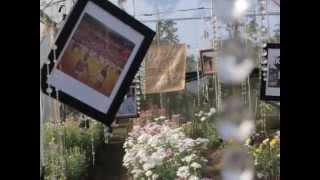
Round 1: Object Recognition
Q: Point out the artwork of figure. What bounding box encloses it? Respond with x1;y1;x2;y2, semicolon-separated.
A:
57;13;135;96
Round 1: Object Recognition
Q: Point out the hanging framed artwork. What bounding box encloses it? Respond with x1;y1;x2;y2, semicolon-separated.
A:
260;43;280;101
200;49;215;76
40;0;155;126
116;84;138;119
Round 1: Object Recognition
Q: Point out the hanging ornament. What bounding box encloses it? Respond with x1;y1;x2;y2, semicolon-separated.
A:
104;125;113;144
91;136;95;167
214;0;252;24
217;38;255;85
221;147;254;180
216;97;255;143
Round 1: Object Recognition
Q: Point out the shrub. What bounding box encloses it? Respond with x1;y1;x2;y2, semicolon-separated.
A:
245;133;280;178
43;119;104;180
123;122;209;179
184;108;222;149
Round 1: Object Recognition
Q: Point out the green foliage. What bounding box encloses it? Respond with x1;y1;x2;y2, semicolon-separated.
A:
43;120;104;180
259;101;277;115
44;146;88;180
65;147;88;180
43;142;67;180
184;108;222;149
246;135;280;178
186;55;197;72
157;20;179;44
60;104;80;120
246;17;259;35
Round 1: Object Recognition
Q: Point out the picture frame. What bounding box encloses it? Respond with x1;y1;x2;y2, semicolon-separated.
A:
116;84;139;119
260;43;280;101
200;49;215;76
40;0;155;126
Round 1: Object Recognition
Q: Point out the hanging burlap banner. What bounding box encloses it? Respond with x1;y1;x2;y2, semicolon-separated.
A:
144;43;187;94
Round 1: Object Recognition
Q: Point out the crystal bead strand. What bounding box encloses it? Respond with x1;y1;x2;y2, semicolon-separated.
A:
91;134;95;167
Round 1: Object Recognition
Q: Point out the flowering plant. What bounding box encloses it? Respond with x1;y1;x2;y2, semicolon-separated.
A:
123;122;209;180
43;120;104;180
184;108;222;149
245;132;280;179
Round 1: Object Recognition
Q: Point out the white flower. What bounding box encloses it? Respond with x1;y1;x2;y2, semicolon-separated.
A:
150;148;166;166
177;166;190;178
131;169;143;176
257;172;264;178
262;138;269;145
200;117;207;122
210;107;216;114
195;138;209;144
147;136;160;148
207;108;217;116
145;170;153;177
191;162;201;169
123;122;208;179
137;149;148;163
188;175;200;180
138;134;150;144
152;174;159;180
143;162;156;171
244;138;251;146
182;154;196;163
179;139;195;152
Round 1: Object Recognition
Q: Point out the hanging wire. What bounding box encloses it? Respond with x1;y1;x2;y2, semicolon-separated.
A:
137;7;212;17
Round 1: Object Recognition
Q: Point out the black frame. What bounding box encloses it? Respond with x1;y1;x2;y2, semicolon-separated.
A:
260;43;280;101
200;48;214;76
40;0;155;126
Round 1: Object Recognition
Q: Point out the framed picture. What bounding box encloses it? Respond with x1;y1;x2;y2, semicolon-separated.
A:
260;43;280;101
116;84;138;119
41;0;155;126
200;49;215;76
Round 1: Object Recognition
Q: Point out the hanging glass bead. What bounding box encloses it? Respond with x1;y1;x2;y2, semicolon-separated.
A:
262;50;268;56
47;87;53;94
104;126;112;144
263;72;267;77
261;26;267;34
259;0;266;5
262;67;268;71
261;57;268;64
260;42;267;48
91;137;95;167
